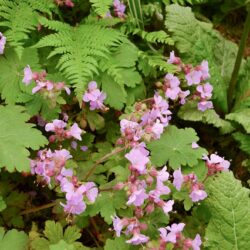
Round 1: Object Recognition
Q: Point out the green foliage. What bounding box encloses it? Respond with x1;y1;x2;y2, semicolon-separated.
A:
147;125;207;168
233;132;250;155
86;190;127;224
0;228;28;250
31;221;86;250
165;4;238;113
165;0;209;5
0;0;55;57
205;172;250;249
0;196;6;212
0;105;47;172
90;0;113;17
35;17;128;100
0;48;40;104
178;101;234;134
104;237;136;250
226;108;250;133
128;0;144;29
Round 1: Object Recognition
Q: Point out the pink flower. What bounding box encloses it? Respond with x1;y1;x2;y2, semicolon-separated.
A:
151;120;164;139
162;200;174;214
196;83;213;99
45;119;67;132
167;51;181;65
126;233;149;245
125;147;149;174
192;234;202;250
113;0;126;18
179;90;190;105
157;166;169;183
199;60;210;80
159;223;185;243
198;100;213;111
164;73;181;100
203;154;230;175
68;123;82;140
192;142;199;149
127;187;148;206
0;32;6;54
112;215;126;237
120;119;142;141
23;65;33;85
189;183;207;202
85;182;98;203
173;168;184;191
83;81;107;110
65;0;74;7
185;70;202;85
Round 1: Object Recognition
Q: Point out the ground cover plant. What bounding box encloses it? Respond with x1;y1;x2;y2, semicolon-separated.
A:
0;0;250;249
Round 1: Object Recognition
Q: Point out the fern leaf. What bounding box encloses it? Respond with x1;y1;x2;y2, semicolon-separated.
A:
90;0;113;17
0;0;55;57
35;18;128;99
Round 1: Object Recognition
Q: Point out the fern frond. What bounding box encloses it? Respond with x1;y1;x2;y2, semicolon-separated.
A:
35;18;127;99
0;0;56;57
90;0;113;17
140;30;174;45
170;0;209;5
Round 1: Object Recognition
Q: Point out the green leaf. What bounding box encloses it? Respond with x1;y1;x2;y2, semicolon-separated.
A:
205;172;250;249
147;126;207;169
0;196;6;212
232;132;250;156
101;74;127;110
165;4;238;112
178;102;234;134
226;108;250;133
87;190;127;224
0;48;40;104
44;221;63;244
104;237;135;250
86;110;105;131
49;240;74;250
127;0;144;30
0;228;28;250
90;0;113;17
63;226;81;244
0;105;47;172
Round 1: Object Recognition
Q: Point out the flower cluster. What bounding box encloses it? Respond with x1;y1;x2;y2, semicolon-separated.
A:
22;65;71;96
60;169;98;215
0;32;6;55
83;81;107;111
203;153;230;176
30;148;72;185
31;148;98;215
167;51;213;111
113;0;126;18
104;0;126;19
159;223;201;250
173;169;207;202
45;119;83;142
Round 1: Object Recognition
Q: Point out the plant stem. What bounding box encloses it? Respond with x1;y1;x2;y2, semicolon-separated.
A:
20;201;57;215
83;146;127;181
227;4;250;112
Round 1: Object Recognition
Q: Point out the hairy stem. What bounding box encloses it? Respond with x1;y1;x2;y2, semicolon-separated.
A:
227;4;250;112
84;146;127;181
20;201;57;215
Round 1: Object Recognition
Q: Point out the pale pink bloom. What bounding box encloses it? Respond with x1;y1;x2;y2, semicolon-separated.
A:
196;83;213;99
167;51;181;65
113;0;126;18
45;119;67;132
151;120;164;139
68;123;82;140
192;142;199;149
173;168;184;191
127;188;148;206
157;166;169;183
0;32;6;54
198;100;213;111
126;233;149;245
112;215;125;237
23;65;33;85
159;223;185;243
164;73;181;100
179;90;190;105
185;70;202;85
85;182;98;203
125;147;149;174
190;183;207;202
162;200;174;214
199;60;210;80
